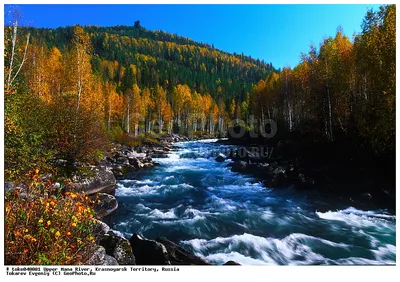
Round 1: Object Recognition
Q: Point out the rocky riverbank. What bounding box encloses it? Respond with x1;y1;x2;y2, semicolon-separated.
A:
88;219;218;266
64;134;191;213
217;135;396;213
74;134;237;266
5;134;228;266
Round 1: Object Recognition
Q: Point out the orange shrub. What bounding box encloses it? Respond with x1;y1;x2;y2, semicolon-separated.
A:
5;169;98;265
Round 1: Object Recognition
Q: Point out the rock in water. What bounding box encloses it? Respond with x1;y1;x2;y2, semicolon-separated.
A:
92;219;111;236
223;260;241;265
129;233;170;265
156;237;211;265
113;239;135;265
231;160;248;172
99;231;136;265
215;155;226;162
129;158;144;169
90;193;118;218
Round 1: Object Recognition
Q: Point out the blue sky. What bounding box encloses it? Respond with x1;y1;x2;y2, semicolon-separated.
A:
5;4;381;69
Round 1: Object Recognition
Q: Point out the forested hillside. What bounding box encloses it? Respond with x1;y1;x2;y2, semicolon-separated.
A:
24;23;276;101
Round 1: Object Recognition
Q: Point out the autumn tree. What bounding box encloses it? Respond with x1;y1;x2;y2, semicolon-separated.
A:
69;26;93;133
4;8;38;180
354;4;395;154
201;94;212;132
104;81;123;130
5;9;30;92
172;84;192;133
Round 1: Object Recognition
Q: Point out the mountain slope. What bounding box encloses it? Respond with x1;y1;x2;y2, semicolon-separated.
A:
24;24;277;102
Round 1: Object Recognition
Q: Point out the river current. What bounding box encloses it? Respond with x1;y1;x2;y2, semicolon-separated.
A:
106;139;396;265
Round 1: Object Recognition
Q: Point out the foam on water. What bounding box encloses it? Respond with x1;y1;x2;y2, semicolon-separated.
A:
116;181;196;197
182;231;394;265
116;183;156;197
185;138;219;143
165;165;208;172
160;215;206;225
204;251;271;265
119;179;156;185
316;207;396;229
333;257;394;265
148;208;178;219
373;244;396;260
181;232;346;265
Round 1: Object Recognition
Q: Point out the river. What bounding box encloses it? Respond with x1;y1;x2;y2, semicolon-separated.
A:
105;139;396;265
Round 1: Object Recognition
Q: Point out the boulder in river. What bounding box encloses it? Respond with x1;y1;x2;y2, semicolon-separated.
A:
129;233;171;265
294;172;316;189
99;231;136;265
156;237;211;265
129;158;144;169
215;155;226;162
223;260;241;265
151;153;170;158
231;160;248;172
90;193;118;218
93;219;111;236
111;167;123;177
